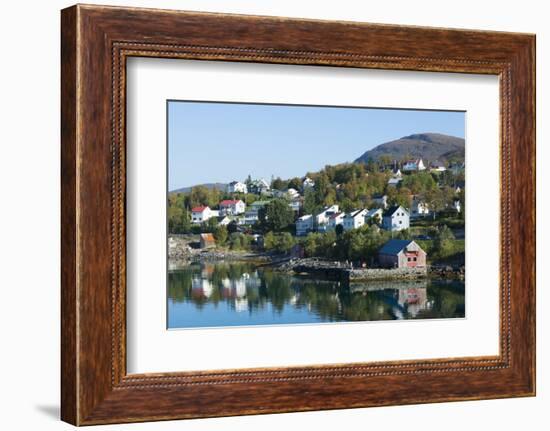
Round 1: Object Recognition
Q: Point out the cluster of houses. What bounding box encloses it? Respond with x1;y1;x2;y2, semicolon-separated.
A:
384;158;465;188
191;176;317;227
392;158;465;174
296;204;410;236
226;177;315;196
189;159;462;236
191;172;460;235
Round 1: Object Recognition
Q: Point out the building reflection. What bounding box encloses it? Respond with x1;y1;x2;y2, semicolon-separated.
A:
191;277;213;299
169;262;463;324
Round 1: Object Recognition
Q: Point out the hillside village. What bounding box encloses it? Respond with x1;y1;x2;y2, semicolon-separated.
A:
169;150;465;272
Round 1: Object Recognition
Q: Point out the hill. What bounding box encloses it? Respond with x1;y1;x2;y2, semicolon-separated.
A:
170;182;227;194
354;133;465;164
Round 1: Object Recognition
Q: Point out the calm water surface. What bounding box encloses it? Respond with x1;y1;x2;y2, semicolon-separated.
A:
167;262;465;329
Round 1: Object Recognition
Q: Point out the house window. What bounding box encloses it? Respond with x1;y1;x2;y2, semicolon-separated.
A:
399;221;402;224
408;257;412;261
413;257;417;261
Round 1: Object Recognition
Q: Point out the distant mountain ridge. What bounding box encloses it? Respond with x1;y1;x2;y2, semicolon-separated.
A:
170;182;227;194
354;132;465;164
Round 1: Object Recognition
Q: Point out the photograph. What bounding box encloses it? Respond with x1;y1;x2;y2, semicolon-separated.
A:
167;101;466;329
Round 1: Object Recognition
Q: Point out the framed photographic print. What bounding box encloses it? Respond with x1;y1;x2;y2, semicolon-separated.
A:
61;4;535;425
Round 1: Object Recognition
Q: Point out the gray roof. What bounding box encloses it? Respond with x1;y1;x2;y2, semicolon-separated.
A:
383;205;408;217
378;239;413;255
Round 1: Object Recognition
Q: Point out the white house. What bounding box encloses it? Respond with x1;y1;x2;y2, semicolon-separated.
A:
302;177;315;190
403;159;426;172
343;209;368;231
287;188;300;199
219;199;246;215
453;199;461;213
296;214;313;236
288;199;301;212
411;197;430;218
217;215;232;226
328;212;345;230
315;204;340;227
191;206;213;224
388;177;402;187
243;200;269;224
226;181;248;194
249;179;270;195
365;208;383;224
429;161;446;172
372;194;388;209
382;205;410;231
191;277;213;298
273;188;300;200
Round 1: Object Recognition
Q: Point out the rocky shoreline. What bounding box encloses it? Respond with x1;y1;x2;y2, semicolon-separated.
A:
168;235;270;267
168;235;464;280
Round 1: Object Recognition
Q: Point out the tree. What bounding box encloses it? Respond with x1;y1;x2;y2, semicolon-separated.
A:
313;173;330;205
369;213;382;227
167;194;191;233
304;232;322;257
401;172;437;195
335;224;344;236
287;177;302;191
227;220;239;234
213;225;228;245
263;231;295;253
229;232;251;250
263;231;276;251
260;198;295;232
203;216;219;233
433;225;456;258
334;225;389;262
379;154;392;168
422;188;446;219
277;232;295;253
303;188;317;215
271;177;287;190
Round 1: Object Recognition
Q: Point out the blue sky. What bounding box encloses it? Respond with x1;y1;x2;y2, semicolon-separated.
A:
168;101;465;191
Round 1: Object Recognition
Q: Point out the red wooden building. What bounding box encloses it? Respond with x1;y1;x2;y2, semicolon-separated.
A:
378;239;427;268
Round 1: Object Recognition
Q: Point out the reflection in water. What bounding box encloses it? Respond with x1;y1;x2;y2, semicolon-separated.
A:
168;262;465;329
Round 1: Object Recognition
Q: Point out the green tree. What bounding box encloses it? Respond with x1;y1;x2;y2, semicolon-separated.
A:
379;154;392;168
263;231;295;253
203;216;219;233
229;232;251;250
167;194;191;233
421;188;446;219
433;225;456;258
313;173;330;205
287;177;302;191
401;172;437;195
263;231;276;251
277;232;295;253
304;232;322;257
259;198;295;232
271;177;288;190
303;188;317;215
213;225;228;245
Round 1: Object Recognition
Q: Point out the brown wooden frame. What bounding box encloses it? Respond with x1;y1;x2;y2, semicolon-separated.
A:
61;4;536;426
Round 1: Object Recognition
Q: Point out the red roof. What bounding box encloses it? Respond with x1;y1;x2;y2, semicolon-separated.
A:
219;199;242;206
191;206;209;212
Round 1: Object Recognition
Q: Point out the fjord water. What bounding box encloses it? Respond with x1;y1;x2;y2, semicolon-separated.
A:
167;262;465;329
